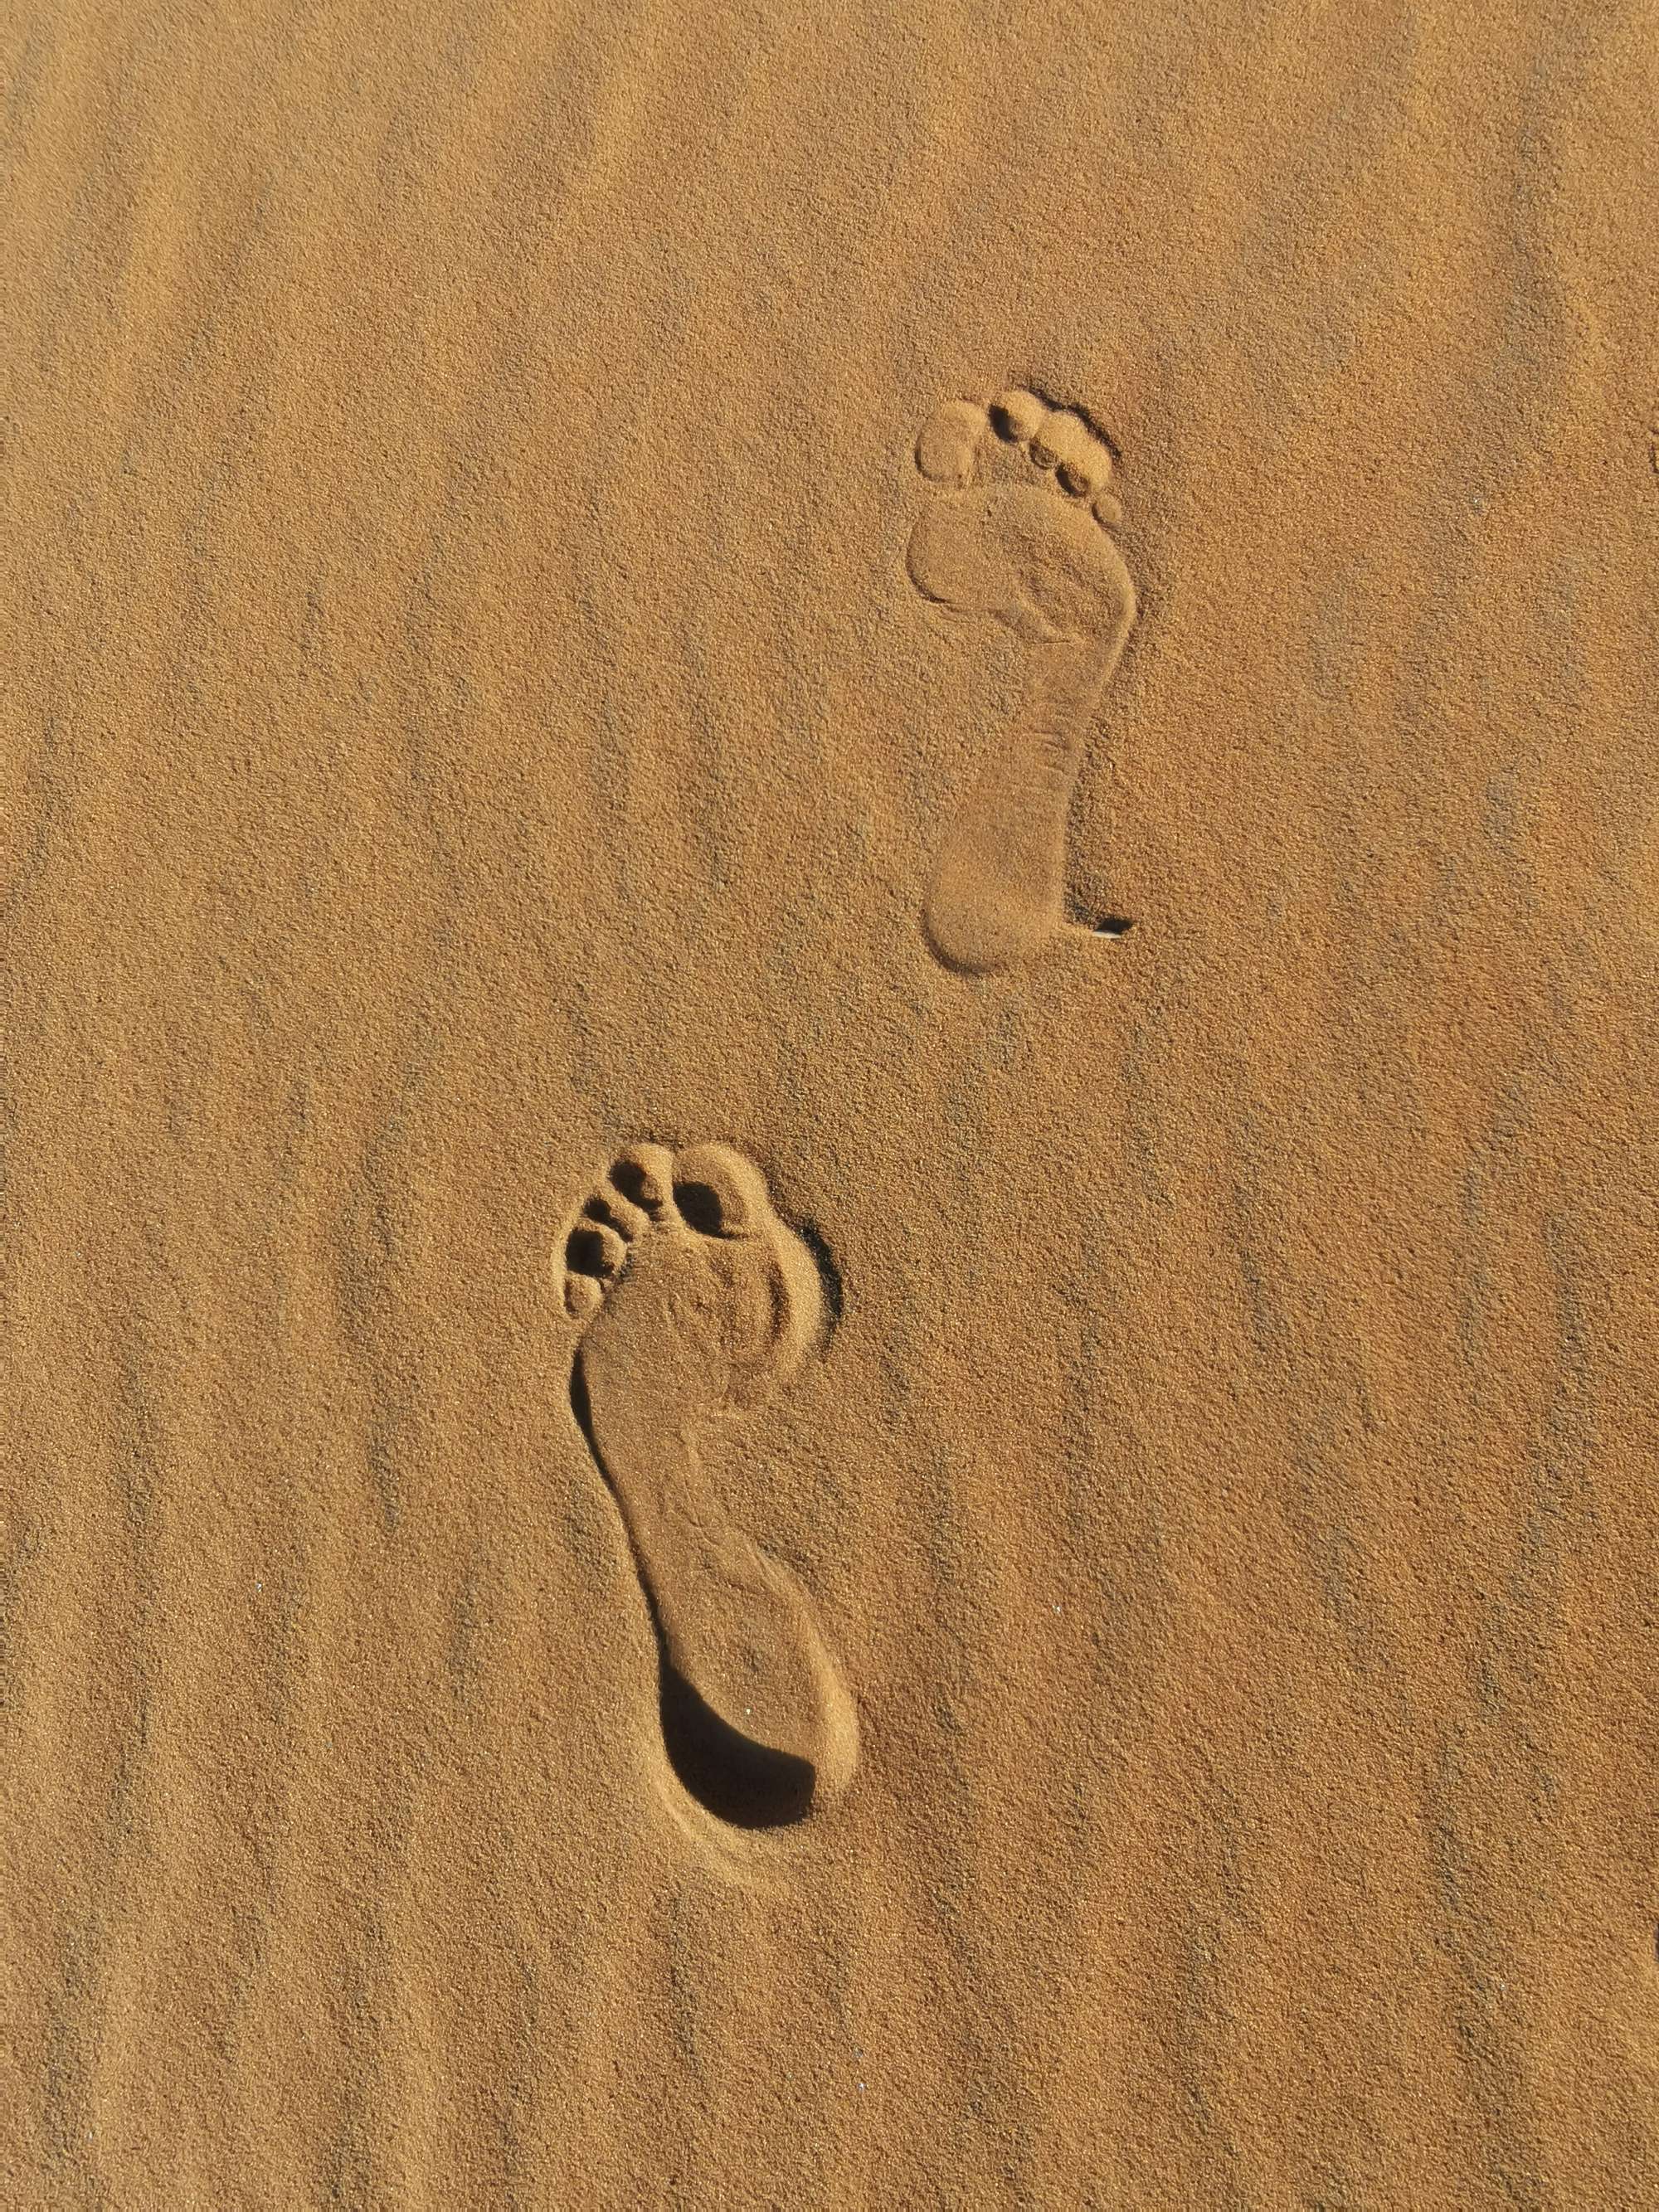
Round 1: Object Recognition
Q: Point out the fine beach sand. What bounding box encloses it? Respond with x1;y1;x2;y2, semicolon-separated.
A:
3;4;1657;2205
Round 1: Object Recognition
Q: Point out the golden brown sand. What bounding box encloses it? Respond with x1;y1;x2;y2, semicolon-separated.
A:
2;3;1657;2205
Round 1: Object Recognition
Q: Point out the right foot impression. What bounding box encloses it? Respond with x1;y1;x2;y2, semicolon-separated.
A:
907;386;1139;976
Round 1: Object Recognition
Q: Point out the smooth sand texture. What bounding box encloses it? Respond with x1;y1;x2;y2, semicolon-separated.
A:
2;4;1657;2205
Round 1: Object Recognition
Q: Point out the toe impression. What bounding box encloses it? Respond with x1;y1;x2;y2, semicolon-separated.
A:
565;1215;628;1297
611;1141;677;1218
671;1142;773;1238
991;386;1046;444
1032;408;1112;500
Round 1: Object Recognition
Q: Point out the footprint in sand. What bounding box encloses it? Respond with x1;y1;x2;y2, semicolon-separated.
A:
907;385;1139;976
560;1140;857;1832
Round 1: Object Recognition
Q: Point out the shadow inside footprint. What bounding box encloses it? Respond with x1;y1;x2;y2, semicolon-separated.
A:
657;1663;815;1830
569;1364;819;1830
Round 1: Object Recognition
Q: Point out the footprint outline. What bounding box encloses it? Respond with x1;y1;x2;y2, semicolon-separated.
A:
559;1140;859;1836
907;382;1140;975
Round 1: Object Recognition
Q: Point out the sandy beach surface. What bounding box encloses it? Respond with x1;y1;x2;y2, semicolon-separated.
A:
2;3;1657;2205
